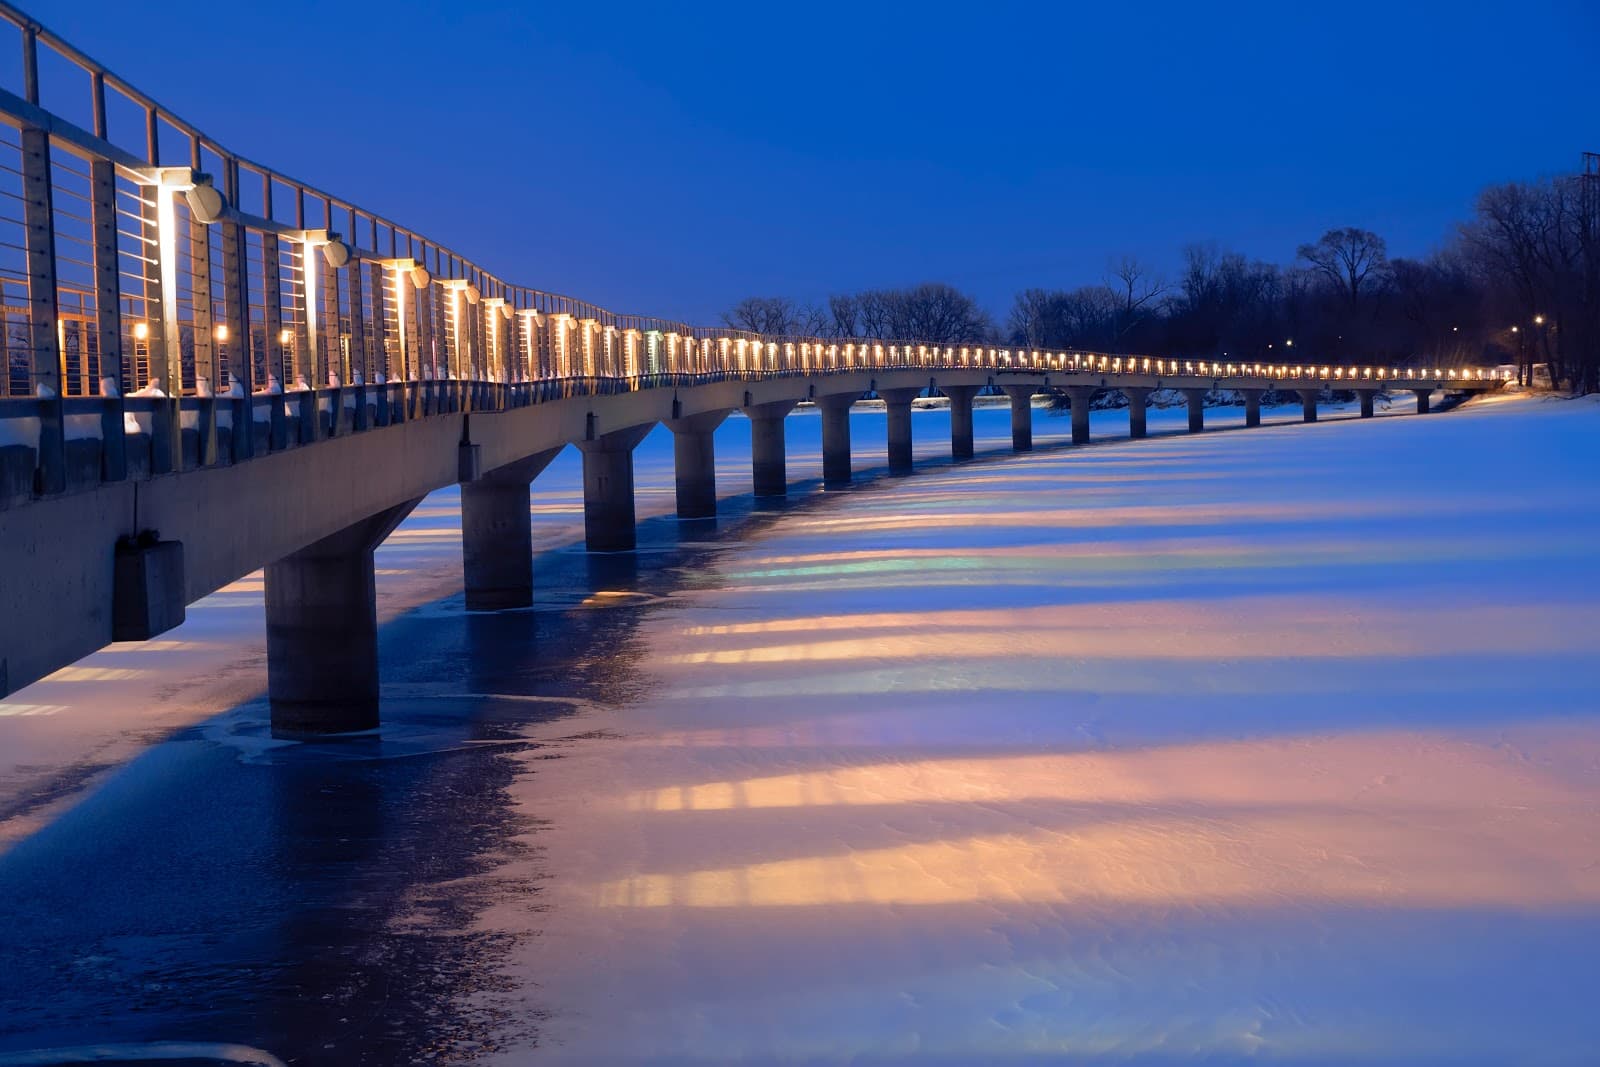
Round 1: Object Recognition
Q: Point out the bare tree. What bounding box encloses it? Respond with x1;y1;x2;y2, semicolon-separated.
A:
1297;227;1389;311
722;296;828;336
1105;255;1166;341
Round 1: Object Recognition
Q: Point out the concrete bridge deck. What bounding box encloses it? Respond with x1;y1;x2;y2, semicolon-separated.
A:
0;2;1507;727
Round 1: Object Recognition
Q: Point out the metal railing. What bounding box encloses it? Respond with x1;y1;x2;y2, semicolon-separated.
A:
0;1;1509;503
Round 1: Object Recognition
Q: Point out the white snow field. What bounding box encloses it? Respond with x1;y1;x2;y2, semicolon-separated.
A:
492;392;1600;1066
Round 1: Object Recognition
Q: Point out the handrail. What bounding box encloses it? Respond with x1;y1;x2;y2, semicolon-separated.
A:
0;0;1508;507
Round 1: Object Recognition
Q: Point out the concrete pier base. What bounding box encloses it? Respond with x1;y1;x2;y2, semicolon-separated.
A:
744;399;797;497
461;450;560;611
1122;387;1151;439
1298;388;1320;423
942;385;979;458
818;394;857;485
1065;386;1099;444
265;498;422;737
1183;388;1208;433
1414;389;1432;415
1002;386;1035;452
578;424;655;552
1240;389;1263;428
667;410;730;518
881;388;919;473
1357;390;1376;418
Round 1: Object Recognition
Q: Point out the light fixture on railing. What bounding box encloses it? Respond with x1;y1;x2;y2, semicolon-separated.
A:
133;321;149;341
321;235;352;269
215;323;229;342
183;173;228;224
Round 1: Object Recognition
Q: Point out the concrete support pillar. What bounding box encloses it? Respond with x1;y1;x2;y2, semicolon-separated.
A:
1065;386;1099;445
1298;388;1320;423
666;410;730;518
880;388;919;473
1357;390;1376;418
265;498;422;737
1240;389;1263;428
578;423;655;552
1183;388;1208;433
744;399;797;497
461;450;560;611
1002;385;1035;452
1122;387;1151;439
817;393;857;485
1413;389;1432;415
942;385;979;459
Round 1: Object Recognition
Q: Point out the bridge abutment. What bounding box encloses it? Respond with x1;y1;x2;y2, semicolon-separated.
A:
1002;386;1035;451
744;400;797;496
579;424;655;551
881;388;919;473
1183;388;1208;433
818;394;856;485
941;385;979;458
265;498;423;737
667;410;730;518
461;450;560;611
1298;388;1320;423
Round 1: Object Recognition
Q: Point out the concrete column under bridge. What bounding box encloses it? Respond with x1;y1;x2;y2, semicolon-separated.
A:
1183;388;1209;433
1122;387;1152;439
1002;386;1036;452
666;410;730;519
1414;389;1433;415
265;498;423;737
1064;386;1100;445
1298;388;1320;423
461;450;561;611
941;385;979;459
1357;389;1378;418
744;399;797;497
1239;389;1264;428
579;423;655;552
818;394;857;486
880;388;920;473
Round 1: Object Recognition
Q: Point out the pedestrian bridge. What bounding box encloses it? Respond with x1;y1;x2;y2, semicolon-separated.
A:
0;4;1507;730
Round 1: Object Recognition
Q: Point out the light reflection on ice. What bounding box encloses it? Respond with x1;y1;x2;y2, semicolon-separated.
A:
501;396;1600;1065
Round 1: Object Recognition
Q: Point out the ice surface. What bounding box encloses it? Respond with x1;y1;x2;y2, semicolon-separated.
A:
489;392;1600;1065
2;392;1597;1065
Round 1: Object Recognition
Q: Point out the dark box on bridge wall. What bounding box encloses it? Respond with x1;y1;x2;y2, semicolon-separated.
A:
112;538;186;643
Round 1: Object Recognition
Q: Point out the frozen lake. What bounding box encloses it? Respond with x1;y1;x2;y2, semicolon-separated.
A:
2;392;1598;1065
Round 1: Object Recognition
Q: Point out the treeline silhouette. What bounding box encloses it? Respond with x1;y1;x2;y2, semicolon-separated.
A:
725;162;1599;393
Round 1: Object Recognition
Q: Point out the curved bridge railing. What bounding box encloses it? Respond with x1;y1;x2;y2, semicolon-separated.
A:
0;0;1508;508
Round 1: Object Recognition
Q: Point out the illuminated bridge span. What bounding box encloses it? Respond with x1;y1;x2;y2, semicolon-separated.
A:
0;5;1507;730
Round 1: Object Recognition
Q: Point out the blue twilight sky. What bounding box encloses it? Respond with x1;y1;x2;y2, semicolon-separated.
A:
22;0;1600;325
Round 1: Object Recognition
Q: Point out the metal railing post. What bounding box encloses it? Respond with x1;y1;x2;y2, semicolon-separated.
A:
19;122;65;495
90;155;125;480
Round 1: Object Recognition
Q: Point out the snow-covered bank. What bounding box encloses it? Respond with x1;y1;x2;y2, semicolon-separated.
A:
493;391;1600;1065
